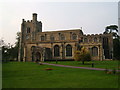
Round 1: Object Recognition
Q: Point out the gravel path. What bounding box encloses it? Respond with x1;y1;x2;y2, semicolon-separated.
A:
42;63;120;72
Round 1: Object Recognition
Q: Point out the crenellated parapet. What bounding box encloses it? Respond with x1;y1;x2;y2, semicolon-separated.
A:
27;20;31;23
19;13;113;62
22;19;35;23
22;20;42;25
82;33;112;38
83;33;103;37
79;33;112;44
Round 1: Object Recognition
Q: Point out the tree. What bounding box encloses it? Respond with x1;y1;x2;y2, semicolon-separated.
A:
1;39;10;62
103;25;120;60
0;38;4;47
2;46;9;62
2;32;20;62
74;47;91;64
13;32;21;61
104;25;118;38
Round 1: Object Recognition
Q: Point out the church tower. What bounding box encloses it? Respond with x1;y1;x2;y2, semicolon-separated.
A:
21;13;42;43
18;13;42;61
33;13;37;22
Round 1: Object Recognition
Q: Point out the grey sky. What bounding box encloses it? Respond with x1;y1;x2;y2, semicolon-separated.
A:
0;0;119;45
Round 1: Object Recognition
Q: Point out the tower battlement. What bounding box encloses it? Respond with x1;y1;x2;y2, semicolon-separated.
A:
19;13;113;62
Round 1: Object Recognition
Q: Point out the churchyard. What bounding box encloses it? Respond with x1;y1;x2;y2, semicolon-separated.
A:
2;60;119;88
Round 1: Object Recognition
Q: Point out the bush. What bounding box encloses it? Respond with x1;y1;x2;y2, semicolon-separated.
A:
74;47;91;64
74;50;81;61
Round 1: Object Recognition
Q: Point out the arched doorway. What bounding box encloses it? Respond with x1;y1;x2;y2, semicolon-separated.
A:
35;52;41;62
31;46;44;62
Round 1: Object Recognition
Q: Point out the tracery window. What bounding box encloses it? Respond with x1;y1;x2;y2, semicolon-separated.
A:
84;38;88;43
41;36;45;41
54;45;60;57
60;34;65;40
66;44;72;56
89;38;92;42
72;33;77;40
91;47;98;56
50;35;54;41
94;37;97;42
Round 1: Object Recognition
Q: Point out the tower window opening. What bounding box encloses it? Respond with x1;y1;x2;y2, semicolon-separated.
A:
27;27;30;33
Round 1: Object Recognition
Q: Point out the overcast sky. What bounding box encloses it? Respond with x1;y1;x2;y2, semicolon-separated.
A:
0;0;119;45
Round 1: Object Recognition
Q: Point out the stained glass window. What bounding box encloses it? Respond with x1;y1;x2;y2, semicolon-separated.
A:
66;44;72;56
54;45;60;57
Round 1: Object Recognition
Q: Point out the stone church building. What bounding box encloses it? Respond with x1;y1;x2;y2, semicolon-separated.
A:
18;13;113;62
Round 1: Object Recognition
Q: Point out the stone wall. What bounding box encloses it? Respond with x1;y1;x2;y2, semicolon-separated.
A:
19;13;113;62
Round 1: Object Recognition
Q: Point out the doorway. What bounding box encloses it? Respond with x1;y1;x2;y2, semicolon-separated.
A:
36;52;41;62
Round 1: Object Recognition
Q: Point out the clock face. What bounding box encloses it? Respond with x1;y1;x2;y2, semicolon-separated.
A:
26;35;29;39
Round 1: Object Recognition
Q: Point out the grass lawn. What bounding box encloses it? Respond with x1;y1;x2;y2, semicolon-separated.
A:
46;60;120;70
2;62;119;88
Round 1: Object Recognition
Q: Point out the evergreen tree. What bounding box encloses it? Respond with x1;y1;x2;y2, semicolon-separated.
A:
104;25;120;60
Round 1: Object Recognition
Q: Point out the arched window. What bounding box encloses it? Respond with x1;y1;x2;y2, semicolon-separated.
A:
91;47;98;56
84;38;88;43
50;35;54;41
54;45;60;57
41;36;45;41
26;27;30;33
94;37;97;42
72;33;77;40
66;44;72;56
60;34;65;40
89;37;92;42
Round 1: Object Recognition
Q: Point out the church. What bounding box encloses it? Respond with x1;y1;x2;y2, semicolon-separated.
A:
18;13;113;62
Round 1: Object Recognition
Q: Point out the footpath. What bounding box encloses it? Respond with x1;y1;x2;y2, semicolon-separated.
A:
42;63;120;72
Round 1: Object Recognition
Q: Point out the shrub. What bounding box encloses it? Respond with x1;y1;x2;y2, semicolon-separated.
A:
74;50;81;61
74;47;91;64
